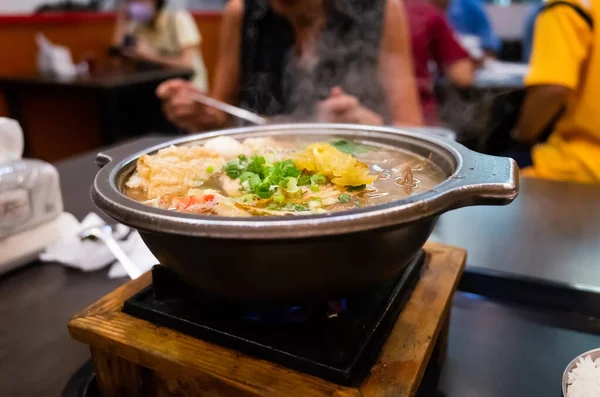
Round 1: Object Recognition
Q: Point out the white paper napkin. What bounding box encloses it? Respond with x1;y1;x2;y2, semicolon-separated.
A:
40;212;157;278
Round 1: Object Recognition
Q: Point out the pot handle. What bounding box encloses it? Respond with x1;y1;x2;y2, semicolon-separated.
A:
444;153;519;209
96;153;113;169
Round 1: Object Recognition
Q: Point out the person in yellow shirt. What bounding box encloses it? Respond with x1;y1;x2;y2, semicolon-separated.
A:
514;0;600;183
113;0;209;91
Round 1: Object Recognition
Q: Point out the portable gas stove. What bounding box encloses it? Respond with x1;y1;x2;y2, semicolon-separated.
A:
67;242;465;397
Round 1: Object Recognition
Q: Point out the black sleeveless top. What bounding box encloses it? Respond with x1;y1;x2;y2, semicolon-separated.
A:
239;0;388;122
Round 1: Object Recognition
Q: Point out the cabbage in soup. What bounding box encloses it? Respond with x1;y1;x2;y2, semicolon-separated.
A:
124;136;446;217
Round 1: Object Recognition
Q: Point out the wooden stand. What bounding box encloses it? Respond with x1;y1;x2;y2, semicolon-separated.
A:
69;242;466;397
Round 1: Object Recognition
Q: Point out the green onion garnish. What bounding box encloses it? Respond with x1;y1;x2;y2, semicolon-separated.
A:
310;174;327;185
273;194;285;204
223;155;325;199
338;193;351;203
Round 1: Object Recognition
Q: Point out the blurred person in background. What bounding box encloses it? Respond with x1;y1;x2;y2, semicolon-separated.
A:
515;0;600;183
157;0;424;131
405;0;474;125
430;0;501;58
113;0;209;91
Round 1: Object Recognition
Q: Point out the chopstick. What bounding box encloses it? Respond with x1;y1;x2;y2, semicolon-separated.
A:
188;91;267;126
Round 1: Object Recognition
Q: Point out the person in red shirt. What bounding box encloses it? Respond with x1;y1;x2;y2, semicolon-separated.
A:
405;1;474;124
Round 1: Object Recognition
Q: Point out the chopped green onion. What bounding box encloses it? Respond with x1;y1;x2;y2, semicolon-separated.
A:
205;165;215;173
273;194;285;204
239;171;255;182
354;201;361;207
298;174;311;186
223;160;243;179
225;156;306;199
246;155;267;175
248;174;261;189
293;204;308;212
310;174;327;185
281;159;301;177
338;193;352;203
310;185;320;192
286;177;299;193
254;182;272;199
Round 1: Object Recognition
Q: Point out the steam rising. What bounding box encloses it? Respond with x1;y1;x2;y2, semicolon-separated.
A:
239;0;513;145
239;0;389;124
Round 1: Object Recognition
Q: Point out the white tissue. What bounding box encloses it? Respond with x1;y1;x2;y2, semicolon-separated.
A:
36;33;77;78
0;118;24;163
40;212;157;278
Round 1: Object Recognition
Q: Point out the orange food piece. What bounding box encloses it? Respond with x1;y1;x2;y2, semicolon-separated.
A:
171;193;217;213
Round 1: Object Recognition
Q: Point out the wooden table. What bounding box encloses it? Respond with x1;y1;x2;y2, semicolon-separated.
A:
2;136;600;397
0;64;191;162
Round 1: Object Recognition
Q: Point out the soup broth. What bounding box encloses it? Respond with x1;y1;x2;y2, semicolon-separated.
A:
124;136;447;217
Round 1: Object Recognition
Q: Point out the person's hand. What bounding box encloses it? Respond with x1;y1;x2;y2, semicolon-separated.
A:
124;37;156;60
317;87;384;126
156;79;223;131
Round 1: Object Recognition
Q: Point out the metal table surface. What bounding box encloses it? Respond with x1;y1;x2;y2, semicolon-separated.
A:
430;177;600;315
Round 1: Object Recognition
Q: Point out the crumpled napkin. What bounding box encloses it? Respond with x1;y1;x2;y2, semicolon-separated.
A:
40;212;157;279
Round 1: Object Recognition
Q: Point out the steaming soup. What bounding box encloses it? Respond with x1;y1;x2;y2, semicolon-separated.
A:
124;136;446;216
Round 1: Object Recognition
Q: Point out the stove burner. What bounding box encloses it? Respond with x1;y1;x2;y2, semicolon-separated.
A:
123;250;425;385
327;299;347;318
242;299;348;323
242;303;312;324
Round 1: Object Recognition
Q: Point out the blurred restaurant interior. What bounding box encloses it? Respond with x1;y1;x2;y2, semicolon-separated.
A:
2;0;600;396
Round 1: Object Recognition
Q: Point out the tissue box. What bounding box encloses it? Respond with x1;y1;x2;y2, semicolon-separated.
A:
0;217;62;275
0;159;63;239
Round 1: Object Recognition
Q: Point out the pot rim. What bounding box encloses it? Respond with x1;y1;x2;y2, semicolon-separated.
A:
91;123;519;239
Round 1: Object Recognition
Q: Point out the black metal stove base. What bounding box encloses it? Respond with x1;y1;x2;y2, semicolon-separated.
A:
61;360;98;397
122;251;426;386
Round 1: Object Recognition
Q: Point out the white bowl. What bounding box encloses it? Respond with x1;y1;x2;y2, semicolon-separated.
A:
562;347;600;396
